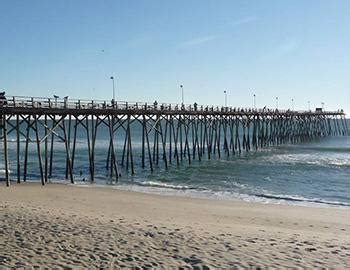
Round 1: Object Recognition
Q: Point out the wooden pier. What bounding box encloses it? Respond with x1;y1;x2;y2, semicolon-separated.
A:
0;96;348;186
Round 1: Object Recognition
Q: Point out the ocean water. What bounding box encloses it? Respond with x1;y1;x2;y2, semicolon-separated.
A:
1;119;349;208
115;135;350;208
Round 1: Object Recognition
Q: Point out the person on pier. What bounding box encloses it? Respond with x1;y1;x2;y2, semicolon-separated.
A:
0;92;7;106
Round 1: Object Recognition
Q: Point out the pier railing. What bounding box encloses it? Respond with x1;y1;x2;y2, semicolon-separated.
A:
0;95;345;116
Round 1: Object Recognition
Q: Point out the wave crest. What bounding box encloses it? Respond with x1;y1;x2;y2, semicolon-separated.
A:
253;193;350;207
136;181;193;190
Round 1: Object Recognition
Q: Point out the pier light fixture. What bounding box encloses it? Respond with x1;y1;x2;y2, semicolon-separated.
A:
291;98;294;111
110;76;115;102
275;97;279;109
64;96;69;108
308;101;310;111
224;90;227;107
253;94;256;109
180;85;184;104
53;95;59;108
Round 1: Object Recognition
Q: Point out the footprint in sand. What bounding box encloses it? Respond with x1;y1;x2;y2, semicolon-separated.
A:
305;247;317;252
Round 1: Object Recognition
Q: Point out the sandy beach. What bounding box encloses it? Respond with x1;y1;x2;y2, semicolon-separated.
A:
1;182;350;268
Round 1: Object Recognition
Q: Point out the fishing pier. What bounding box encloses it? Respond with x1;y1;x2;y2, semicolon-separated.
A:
0;96;348;186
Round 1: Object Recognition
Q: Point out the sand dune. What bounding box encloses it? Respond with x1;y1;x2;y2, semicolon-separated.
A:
1;183;350;268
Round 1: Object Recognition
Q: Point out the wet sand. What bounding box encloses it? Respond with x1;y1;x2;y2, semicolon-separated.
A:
1;182;350;268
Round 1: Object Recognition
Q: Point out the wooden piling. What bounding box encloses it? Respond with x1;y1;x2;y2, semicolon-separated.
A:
3;114;10;186
16;114;20;183
34;115;44;185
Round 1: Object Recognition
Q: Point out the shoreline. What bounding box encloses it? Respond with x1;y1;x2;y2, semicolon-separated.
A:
3;178;350;209
1;182;350;268
82;181;350;209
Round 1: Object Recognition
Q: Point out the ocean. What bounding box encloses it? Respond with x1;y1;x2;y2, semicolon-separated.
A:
1;119;349;208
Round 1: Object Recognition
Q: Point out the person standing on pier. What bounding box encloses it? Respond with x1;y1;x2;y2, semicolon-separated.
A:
0;92;7;106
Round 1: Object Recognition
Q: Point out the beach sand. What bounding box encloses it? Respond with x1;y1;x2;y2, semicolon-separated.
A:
1;183;350;268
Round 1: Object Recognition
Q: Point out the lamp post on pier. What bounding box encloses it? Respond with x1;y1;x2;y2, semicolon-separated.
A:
308;101;310;111
64;96;69;108
275;97;279;109
253;94;256;109
110;76;115;102
180;85;184;104
224;90;227;107
291;98;294;111
53;95;59;108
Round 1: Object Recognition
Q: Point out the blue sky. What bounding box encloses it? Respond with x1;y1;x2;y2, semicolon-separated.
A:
1;0;350;113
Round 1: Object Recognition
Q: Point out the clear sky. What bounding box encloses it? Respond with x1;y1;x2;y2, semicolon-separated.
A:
1;0;350;113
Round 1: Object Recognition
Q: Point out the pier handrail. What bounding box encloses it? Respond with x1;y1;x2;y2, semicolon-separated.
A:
0;95;345;116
